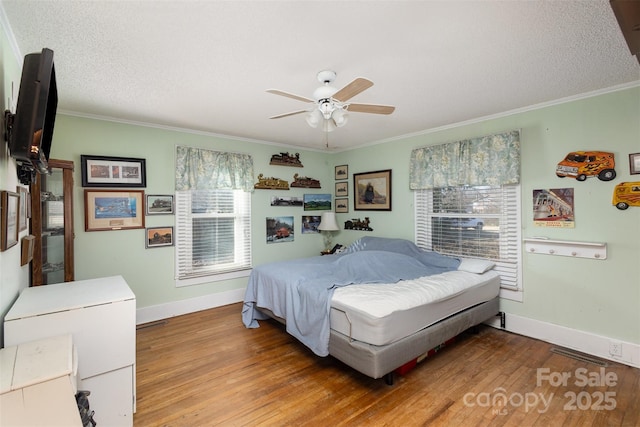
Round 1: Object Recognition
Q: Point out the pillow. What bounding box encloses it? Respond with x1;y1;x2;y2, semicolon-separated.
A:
457;258;495;274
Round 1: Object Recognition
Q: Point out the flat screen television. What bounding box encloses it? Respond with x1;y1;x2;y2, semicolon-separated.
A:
7;48;58;184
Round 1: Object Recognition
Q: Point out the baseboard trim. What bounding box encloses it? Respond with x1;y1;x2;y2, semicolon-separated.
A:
485;313;639;369
136;288;245;325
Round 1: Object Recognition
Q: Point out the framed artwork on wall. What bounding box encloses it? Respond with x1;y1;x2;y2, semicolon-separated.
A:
301;215;321;234
17;186;29;231
335;165;348;180
1;190;20;251
81;155;147;187
266;216;294;243
146;195;174;215
630;153;640;175
145;226;174;248
353;169;392;211
84;189;145;231
303;194;332;211
335;198;349;213
335;181;348;197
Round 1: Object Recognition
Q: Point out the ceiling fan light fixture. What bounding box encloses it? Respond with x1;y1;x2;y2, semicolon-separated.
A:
332;108;348;127
306;109;322;128
313;85;337;101
318;99;335;119
268;70;394;137
322;118;337;132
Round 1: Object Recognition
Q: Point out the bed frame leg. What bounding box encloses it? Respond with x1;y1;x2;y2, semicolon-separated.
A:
499;311;506;328
384;372;394;386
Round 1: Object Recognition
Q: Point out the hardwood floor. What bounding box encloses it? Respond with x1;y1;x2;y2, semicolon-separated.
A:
134;303;639;426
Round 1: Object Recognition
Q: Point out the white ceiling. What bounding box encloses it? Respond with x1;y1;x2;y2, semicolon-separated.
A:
2;1;639;152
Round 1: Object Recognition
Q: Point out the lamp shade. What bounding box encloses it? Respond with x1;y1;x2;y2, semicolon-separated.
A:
332;108;348;127
318;212;339;231
306;109;322;128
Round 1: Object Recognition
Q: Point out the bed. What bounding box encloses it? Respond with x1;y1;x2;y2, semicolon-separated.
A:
242;237;501;384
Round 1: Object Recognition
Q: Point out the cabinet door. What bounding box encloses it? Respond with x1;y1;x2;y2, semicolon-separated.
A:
31;159;74;285
80;366;134;427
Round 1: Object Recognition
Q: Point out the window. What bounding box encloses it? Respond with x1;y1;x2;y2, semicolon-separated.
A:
174;146;254;287
175;189;251;286
415;184;522;300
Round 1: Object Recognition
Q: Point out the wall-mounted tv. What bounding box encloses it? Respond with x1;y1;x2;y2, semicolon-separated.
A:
5;48;58;185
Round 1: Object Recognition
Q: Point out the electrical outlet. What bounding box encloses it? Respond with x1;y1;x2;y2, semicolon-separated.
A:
609;340;622;357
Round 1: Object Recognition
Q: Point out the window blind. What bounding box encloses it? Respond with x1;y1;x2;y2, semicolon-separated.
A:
415;184;522;290
175;189;251;281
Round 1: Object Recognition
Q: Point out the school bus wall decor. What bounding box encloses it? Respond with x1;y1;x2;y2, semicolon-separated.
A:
612;182;640;210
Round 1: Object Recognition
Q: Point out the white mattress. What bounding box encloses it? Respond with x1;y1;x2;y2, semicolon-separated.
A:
330;270;500;346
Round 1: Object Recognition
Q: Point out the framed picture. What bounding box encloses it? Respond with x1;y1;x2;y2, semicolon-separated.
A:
335;165;348;180
1;190;20;251
270;196;303;207
81;155;147;187
335;181;348;197
335;198;349;213
303;194;332;211
301;215;321;234
84;189;145;231
146;194;174;215
146;226;174;248
267;216;294;243
21;235;35;265
17;186;29;231
630;153;640;175
354;169;392;211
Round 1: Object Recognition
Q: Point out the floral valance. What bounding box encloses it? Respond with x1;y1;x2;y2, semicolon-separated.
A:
409;130;520;189
175;146;254;192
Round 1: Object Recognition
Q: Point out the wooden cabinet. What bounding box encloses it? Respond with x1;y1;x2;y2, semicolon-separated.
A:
30;159;74;285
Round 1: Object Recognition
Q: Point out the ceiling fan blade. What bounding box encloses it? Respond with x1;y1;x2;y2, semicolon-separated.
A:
332;78;373;102
267;89;314;103
347;103;395;115
269;110;309;119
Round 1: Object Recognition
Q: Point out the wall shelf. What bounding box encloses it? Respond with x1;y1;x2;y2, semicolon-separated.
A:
523;238;607;260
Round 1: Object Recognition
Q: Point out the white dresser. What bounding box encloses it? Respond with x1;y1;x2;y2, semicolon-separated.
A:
4;276;136;427
0;334;81;426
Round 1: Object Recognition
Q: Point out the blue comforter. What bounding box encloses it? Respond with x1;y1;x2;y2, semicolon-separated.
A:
242;237;460;356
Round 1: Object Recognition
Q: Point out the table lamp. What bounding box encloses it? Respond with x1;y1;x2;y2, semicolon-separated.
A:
318;211;340;251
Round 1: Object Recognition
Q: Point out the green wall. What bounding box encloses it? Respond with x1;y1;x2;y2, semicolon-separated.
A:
333;87;640;345
51;115;332;308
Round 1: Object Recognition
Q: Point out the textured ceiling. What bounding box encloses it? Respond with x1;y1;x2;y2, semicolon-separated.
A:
1;1;639;151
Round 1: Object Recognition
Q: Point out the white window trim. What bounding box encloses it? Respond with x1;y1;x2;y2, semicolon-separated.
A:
414;185;523;301
174;189;252;287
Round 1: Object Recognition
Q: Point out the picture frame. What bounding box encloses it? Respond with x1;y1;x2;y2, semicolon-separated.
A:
354;169;392;211
335;165;348;180
21;235;35;265
1;190;20;251
145;226;174;248
266;216;294;243
146;194;174;215
301;215;321;234
17;186;29;231
335;198;349;213
335;181;348;197
84;189;145;231
303;194;332;211
630;153;640;175
81;154;147;187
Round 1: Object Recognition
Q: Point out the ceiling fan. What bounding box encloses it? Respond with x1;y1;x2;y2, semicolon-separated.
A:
267;70;395;132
